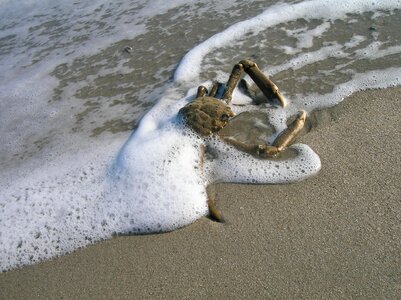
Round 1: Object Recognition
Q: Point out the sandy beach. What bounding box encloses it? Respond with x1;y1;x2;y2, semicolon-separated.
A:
0;86;400;298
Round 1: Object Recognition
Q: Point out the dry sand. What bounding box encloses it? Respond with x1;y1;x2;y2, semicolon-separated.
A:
0;87;400;299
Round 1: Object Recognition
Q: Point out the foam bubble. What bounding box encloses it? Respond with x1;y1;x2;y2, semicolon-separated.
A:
205;141;321;184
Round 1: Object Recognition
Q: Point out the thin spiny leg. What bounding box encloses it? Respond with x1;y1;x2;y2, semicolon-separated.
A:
207;195;224;222
273;110;306;151
197;85;208;98
221;136;279;158
220;111;307;157
199;144;224;222
221;63;244;103
238;79;254;98
208;82;220;97
240;59;287;107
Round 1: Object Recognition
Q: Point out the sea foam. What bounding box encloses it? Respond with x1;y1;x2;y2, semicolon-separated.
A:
174;0;401;83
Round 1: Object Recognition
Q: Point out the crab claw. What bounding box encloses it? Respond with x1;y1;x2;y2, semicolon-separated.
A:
273;110;307;151
207;197;224;222
240;59;287;107
196;85;208;97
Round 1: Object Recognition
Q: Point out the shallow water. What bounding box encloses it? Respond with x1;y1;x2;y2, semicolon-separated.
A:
1;0;400;271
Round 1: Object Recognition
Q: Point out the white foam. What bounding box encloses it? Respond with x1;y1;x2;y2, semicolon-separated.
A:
285;21;331;49
298;67;401;111
0;0;189;170
344;35;366;49
269;42;346;75
0;146;117;270
107;126;208;233
205;141;321;184
174;0;401;83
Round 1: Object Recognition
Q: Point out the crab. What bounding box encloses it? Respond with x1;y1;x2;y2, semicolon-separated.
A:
178;59;307;221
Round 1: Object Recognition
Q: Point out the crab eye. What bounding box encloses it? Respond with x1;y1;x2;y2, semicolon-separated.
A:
220;114;229;121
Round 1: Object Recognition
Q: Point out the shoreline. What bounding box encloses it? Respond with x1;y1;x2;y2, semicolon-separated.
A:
1;86;400;298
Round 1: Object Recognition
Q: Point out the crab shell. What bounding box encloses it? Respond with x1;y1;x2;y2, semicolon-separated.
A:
178;96;235;136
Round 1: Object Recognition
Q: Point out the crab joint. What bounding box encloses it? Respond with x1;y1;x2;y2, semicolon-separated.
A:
197;85;208;98
255;145;280;157
240;59;287;107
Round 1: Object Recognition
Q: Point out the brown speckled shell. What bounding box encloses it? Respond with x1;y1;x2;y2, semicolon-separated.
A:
178;96;235;136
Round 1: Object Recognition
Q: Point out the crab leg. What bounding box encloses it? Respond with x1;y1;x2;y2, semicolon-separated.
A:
240;59;287;107
221;136;279;158
199;144;224;222
222;63;244;103
220;110;307;157
238;79;256;99
272;110;307;151
208;82;221;97
207;194;224;222
197;85;208;97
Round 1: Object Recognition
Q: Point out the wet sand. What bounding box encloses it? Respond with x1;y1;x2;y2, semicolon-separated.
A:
1;87;400;299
